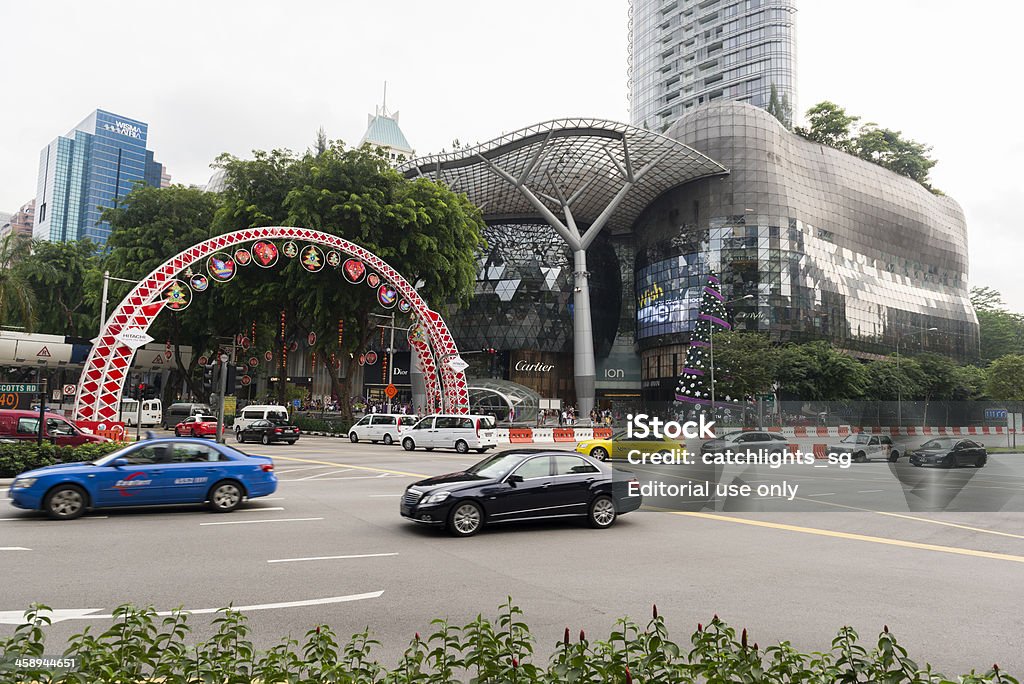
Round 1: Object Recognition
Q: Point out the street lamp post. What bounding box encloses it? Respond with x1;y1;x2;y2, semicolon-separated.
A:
370;312;408;413
895;327;938;427
709;295;754;414
98;271;141;334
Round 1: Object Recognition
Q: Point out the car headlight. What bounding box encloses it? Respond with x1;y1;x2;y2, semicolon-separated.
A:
422;491;451;505
13;478;37;489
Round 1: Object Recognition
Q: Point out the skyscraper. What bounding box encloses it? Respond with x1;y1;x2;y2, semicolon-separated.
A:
629;0;797;132
34;109;165;245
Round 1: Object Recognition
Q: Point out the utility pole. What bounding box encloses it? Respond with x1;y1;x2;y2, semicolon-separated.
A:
217;352;228;443
370;312;403;413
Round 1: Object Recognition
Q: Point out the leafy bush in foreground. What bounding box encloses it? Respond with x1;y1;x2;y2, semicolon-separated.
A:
0;598;1015;683
0;442;123;478
293;415;352;435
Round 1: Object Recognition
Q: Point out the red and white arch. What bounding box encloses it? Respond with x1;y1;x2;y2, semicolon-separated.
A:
74;226;469;422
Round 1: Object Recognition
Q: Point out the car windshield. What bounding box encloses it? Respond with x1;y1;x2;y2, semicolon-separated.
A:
921;438;956;449
840;434;870;444
267;410;289;421
92;443;143;465
465;453;526;479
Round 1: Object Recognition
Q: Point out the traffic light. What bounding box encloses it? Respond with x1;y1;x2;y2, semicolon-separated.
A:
225;365;245;395
202;363;217;395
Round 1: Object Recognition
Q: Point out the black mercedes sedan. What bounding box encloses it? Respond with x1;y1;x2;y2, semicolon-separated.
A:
235;419;301;445
909;438;987;468
400;449;642;536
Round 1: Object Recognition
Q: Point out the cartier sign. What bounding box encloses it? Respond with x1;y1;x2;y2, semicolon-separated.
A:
515;360;555;373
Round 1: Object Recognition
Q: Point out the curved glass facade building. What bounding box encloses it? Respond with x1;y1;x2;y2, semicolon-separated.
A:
630;0;797;131
403;107;978;408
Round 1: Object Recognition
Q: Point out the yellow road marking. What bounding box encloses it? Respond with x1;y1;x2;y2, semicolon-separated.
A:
272;455;426;478
669;511;1024;564
874;511;1024;539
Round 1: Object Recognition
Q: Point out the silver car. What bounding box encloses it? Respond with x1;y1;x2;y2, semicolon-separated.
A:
826;433;900;463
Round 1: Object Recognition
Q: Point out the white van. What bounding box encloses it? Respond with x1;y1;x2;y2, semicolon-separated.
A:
120;398;162;427
233;405;291;434
348;413;419;445
401;414;497;454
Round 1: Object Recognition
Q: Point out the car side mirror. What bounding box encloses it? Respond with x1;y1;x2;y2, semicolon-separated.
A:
110;458;128;467
507;474;524;486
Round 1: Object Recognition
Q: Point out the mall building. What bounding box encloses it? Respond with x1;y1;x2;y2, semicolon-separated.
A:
400;101;979;412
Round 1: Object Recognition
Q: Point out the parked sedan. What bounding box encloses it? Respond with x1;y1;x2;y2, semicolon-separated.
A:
909;438;987;468
701;431;790;457
400;449;642;536
8;438;277;519
236;419;300;445
174;415;217;438
826;433;901;462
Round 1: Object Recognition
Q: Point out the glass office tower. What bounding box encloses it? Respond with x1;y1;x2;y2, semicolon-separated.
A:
629;0;797;132
35;109;164;245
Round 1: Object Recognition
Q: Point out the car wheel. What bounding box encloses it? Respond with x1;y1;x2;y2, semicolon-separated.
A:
425;447;434;451
975;454;986;468
403;437;415;451
286;440;297;445
261;434;270;445
912;462;922;467
448;501;483;537
588;495;617;529
349;432;358;443
476;448;487;453
208;481;243;513
944;455;957;468
855;451;866;463
455;439;469;454
45;485;87;520
235;431;244;443
591;446;609;461
383;434;393;445
888;450;900;462
190;429;198;438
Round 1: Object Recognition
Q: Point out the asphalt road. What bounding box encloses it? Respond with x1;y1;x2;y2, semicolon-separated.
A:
2;436;1023;675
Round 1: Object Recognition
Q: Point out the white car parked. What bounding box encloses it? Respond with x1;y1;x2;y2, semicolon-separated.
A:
348;413;419;445
401;414;498;454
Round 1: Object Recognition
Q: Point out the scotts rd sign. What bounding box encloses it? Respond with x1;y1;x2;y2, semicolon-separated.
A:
115;328;154;350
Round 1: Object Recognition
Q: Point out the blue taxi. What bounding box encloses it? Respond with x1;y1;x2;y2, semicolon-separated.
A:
8;437;277;520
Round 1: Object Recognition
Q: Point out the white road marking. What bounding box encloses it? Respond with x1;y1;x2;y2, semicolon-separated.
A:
294;469;354;481
857;490;884;493
0;592;384;625
284;474;407;482
806;492;836;497
0;547;30;551
368;494;402;497
268;552;399;564
237;507;284;512
200;517;323;526
259;497;285;501
0;516;108;522
274;465;334;474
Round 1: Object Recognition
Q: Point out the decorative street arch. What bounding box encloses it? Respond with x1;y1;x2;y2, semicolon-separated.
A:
74;226;469;423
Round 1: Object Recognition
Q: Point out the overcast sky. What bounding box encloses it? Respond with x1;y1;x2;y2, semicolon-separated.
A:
2;1;1021;309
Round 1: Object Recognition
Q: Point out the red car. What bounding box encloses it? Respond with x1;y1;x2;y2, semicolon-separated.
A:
174;415;218;438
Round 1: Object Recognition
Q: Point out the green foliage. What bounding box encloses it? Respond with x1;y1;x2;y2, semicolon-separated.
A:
0;232;38;331
0;441;124;477
0;600;1016;683
12;239;100;337
795;101;938;190
986;354;1024;401
776;341;868;401
292;415;352;435
765;83;793;129
971;286;1024;364
712;331;780;400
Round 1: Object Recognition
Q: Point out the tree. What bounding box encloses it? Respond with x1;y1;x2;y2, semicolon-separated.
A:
102;185;226;401
795;101;859;152
212;140;485;419
712;331;780;401
854;125;936;186
776;341;867;401
0;232;37;331
13;240;99;337
970;286;1024;363
765;84;792;130
986;355;1024;401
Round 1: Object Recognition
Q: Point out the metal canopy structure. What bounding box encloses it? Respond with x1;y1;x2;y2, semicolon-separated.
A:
398;118;727;236
399;118;728;418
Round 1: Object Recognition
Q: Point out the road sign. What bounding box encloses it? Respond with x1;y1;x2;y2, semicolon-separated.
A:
223;395;237;417
0;383;40;393
52;390;62;401
63;384;77;396
384;384;398;399
292;399;301;408
447;357;469;372
985;408;1008;420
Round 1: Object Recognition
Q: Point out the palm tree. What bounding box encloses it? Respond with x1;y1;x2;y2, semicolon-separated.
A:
0;232;37;331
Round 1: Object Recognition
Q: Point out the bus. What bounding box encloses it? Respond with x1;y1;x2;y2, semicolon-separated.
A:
119;398;162;427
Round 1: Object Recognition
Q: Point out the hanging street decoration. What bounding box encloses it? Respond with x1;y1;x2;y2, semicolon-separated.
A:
326;251;341;268
252;241;279;268
307;332;317;347
162;280;192;311
398;299;412;314
207;253;236;282
674;270;732;406
343;259;366;283
300;244;325;272
198;355;209;366
358;354;366;366
189;274;209;292
367;273;381;288
337;319;344;348
248;356;259;368
234;248;252;266
282;241;299;259
377;284;398;308
365;351;378;365
263;350;273;362
241;375;252;386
